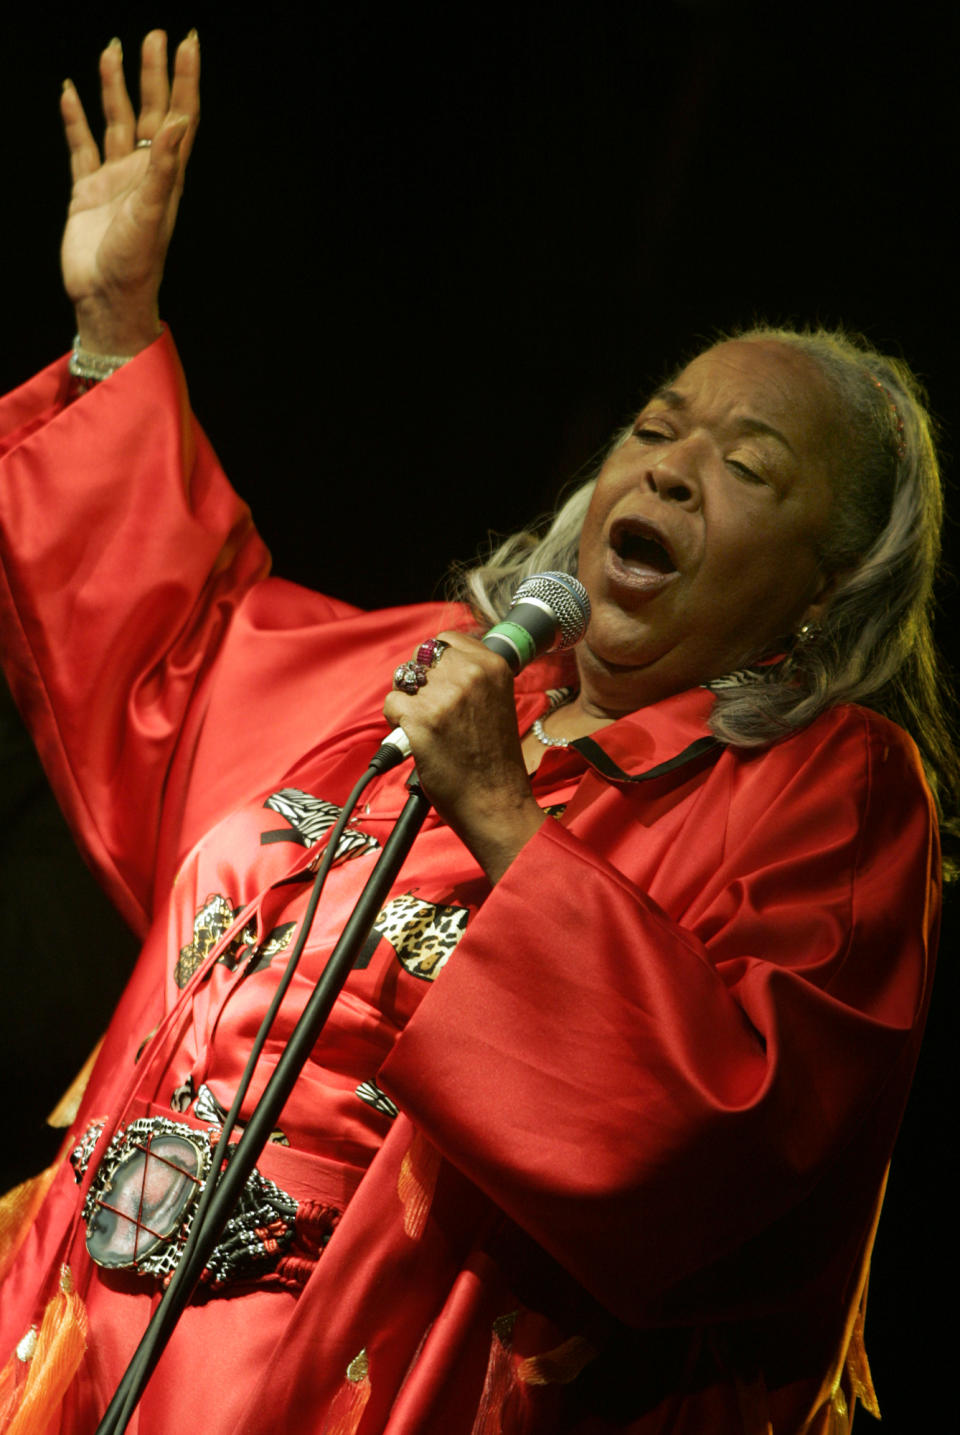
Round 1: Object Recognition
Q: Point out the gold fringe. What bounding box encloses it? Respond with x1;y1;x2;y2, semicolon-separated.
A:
732;1369;774;1435
844;1305;880;1418
0;1265;87;1435
0;1165;59;1286
801;1164;889;1432
47;1038;103;1128
825;1386;850;1435
518;1334;597;1386
322;1349;371;1435
470;1313;519;1435
396;1129;441;1240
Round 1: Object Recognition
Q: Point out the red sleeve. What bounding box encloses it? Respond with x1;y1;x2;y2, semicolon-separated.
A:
378;710;938;1324
0;334;355;934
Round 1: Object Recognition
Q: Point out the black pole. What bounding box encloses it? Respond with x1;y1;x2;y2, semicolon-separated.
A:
97;778;432;1434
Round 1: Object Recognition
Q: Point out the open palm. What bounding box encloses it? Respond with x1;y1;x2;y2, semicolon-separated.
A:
61;31;199;354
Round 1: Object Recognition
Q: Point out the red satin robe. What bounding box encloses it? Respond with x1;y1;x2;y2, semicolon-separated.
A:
0;332;939;1433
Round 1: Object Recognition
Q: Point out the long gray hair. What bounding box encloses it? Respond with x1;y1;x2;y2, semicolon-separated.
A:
450;324;959;860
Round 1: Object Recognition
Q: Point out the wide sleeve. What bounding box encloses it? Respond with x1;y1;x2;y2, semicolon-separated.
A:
378;709;938;1326
0;334;354;934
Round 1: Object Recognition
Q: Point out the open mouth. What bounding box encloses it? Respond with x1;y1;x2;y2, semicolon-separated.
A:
610;519;678;576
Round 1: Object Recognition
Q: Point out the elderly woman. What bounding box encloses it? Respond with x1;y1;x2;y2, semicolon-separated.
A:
0;30;952;1435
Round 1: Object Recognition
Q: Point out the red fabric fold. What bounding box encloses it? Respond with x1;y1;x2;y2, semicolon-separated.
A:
0;337;939;1433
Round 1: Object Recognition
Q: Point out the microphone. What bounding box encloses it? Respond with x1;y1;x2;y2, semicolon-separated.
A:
371;571;591;772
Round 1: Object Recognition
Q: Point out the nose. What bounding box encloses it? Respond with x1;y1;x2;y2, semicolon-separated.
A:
643;441;703;508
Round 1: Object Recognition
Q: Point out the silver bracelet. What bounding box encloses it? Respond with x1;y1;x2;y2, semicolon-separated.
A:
68;335;135;384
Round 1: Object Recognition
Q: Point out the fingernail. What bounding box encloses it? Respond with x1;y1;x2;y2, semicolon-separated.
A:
61;78;73;92
186;28;199;43
108;37;122;55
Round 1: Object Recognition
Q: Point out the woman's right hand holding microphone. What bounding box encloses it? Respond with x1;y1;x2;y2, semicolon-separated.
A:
60;30;200;359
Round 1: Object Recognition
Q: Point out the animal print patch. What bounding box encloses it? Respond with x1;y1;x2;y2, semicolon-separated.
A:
355;1080;399;1119
174;894;295;988
175;894;245;987
262;788;378;863
371;894;470;981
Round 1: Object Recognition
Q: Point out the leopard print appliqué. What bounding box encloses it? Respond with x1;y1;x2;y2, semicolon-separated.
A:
174;894;295;989
175;894;244;988
371;894;470;980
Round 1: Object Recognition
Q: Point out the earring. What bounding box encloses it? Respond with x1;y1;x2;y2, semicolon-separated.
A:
795;621;822;645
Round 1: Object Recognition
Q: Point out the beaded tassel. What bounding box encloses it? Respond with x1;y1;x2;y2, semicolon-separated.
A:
322;1349;371;1435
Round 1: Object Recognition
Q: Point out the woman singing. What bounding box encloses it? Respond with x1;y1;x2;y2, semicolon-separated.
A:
0;30;953;1435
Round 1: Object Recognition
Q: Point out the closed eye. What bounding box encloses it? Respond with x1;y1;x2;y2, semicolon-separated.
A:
727;458;767;484
633;425;672;444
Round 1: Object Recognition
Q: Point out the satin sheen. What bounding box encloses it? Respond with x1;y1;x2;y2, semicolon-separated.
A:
0;333;939;1433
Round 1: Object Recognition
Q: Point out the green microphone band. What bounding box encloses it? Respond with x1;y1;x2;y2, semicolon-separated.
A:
483;620;537;670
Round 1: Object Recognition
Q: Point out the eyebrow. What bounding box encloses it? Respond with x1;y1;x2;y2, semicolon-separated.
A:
648;387;796;456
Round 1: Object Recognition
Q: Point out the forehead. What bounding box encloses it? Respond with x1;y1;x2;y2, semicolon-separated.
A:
664;340;840;448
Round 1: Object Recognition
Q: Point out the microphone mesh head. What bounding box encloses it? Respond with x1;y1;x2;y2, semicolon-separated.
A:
511;571;591;649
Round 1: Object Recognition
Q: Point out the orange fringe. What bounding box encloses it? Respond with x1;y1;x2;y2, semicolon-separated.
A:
322;1349;371;1435
0;1265;87;1435
396;1129;441;1240
47;1039;103;1129
0;1165;59;1287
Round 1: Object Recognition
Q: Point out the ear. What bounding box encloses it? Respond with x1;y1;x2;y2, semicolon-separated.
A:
799;564;848;629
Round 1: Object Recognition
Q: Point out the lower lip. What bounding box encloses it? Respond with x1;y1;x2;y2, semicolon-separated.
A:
605;548;680;598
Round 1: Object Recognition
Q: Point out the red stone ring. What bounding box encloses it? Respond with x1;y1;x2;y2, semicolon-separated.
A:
393;661;429;695
416;637;449;668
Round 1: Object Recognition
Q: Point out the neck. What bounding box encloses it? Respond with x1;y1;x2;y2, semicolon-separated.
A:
572;643;676;722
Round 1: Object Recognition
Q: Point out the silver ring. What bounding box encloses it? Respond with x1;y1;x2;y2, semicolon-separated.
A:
393;661;428;696
134;138;153;149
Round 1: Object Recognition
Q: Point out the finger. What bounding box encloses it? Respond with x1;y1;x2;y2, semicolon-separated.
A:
134;111;191;217
60;78;101;182
433;629;511;677
101;37;137;160
136;30;169;141
168;30;201;164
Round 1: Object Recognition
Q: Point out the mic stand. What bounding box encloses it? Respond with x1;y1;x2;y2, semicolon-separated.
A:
96;773;432;1435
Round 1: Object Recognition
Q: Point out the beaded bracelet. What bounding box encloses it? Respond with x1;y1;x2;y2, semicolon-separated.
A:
68;335;135;392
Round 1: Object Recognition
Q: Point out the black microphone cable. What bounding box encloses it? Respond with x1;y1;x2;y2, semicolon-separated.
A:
96;760;382;1435
96;569;590;1431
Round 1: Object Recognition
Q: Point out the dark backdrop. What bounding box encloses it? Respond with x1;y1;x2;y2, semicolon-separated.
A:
1;2;955;1427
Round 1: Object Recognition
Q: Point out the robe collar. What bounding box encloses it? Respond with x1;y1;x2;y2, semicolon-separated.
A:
514;655;724;787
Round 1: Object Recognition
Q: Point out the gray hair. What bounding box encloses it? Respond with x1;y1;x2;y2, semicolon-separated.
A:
450;324;959;855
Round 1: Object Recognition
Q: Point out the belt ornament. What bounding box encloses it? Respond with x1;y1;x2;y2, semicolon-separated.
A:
71;1114;312;1288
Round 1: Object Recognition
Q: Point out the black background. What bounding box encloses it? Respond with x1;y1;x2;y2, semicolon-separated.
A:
0;2;955;1426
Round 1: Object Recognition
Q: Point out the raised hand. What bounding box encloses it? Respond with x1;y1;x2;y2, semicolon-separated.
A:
60;30;200;356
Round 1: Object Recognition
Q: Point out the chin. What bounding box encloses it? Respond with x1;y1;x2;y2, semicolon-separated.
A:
580;632;656;677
